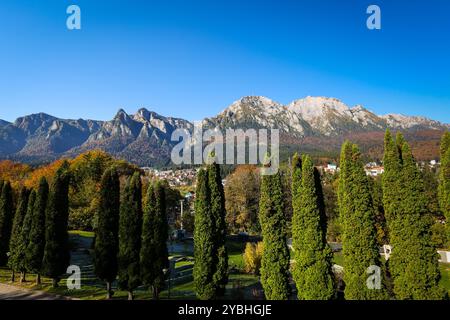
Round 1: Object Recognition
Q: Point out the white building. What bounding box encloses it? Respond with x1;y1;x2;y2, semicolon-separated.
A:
365;166;384;177
324;164;338;174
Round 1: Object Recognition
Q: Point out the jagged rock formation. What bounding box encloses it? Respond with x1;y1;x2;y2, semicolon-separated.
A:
0;96;447;166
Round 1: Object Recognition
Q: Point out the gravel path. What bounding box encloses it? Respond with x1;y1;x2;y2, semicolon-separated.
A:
0;283;72;300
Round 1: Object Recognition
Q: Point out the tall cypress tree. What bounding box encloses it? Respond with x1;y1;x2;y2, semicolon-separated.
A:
339;141;387;300
384;134;445;299
291;153;302;206
141;181;169;299
208;161;228;296
193;169;216;299
382;129;402;225
439;132;450;245
337;142;353;223
20;190;36;280
153;182;169;298
8;187;29;282
291;152;302;279
26;177;48;284
292;155;335;300
0;181;14;266
118;172;142;300
441;131;450;155
141;183;157;297
42;164;71;288
94;167;120;299
259;171;290;300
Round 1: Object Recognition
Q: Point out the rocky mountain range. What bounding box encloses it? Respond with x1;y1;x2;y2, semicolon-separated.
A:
0;96;448;166
203;96;447;135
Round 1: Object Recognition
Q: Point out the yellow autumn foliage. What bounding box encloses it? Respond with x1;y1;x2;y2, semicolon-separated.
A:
243;242;263;274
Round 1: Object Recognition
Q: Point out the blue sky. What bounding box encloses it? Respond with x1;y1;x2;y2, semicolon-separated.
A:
0;0;449;123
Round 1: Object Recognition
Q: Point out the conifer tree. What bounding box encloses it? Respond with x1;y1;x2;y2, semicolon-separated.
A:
94;167;120;299
140;183;157;287
153;182;169;297
8;187;29;282
0;181;14;266
382;129;402;224
42;164;71;288
291;153;302;204
141;183;157;296
395;132;406;161
208;161;228;296
338;141;387;300
439;132;450;244
193;169;216;299
26;177;48;284
118;172;142;300
141;181;169;299
259;171;290;300
291;152;302;251
384;134;445;299
337;143;352;219
292;155;335;300
441;131;450;156
20;190;36;280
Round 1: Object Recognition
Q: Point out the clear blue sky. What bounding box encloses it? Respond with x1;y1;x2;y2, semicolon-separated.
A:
0;0;449;123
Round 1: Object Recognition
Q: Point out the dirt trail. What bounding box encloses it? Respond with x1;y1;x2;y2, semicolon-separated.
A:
0;283;72;300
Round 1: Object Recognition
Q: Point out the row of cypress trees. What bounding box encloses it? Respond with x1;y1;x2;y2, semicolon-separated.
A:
257;130;447;300
383;130;445;299
2;165;168;296
193;161;228;299
257;153;336;300
0;164;71;288
94;169;169;300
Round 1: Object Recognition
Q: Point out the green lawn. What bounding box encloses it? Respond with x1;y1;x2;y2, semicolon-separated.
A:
175;260;194;268
0;266;108;300
333;251;344;266
69;230;95;238
158;273;260;300
226;241;246;271
439;263;450;296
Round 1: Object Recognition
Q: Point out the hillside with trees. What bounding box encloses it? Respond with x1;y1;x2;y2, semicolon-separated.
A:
0;131;448;300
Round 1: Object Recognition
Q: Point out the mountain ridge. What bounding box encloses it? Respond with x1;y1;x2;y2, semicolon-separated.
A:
1;96;448;166
204;96;448;135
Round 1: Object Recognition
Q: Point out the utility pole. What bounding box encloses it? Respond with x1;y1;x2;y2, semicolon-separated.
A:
180;199;184;230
